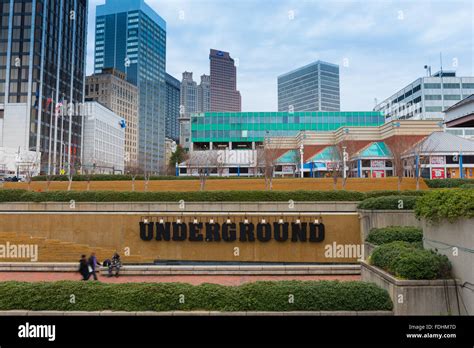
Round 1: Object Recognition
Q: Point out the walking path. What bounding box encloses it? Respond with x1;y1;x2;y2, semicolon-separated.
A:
0;272;360;285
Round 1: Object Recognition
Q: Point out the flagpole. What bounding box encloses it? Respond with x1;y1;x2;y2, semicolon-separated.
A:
52;98;59;175
47;91;54;176
59;100;64;173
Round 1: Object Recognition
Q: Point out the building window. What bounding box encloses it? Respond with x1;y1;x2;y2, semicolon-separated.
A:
424;83;441;89
443;83;460;89
424;95;442;100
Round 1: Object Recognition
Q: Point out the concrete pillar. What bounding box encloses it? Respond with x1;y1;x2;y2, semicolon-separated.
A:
229;142;232;150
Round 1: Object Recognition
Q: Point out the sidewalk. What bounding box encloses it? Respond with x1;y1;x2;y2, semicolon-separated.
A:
0;272;360;285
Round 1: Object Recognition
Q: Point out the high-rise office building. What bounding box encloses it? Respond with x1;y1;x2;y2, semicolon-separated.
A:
179;72;212;149
85;68;139;167
0;0;88;174
198;74;211;113
165;73;180;143
82;101;125;174
209;49;241;112
278;60;340;112
95;0;167;173
179;71;197;149
374;71;474;122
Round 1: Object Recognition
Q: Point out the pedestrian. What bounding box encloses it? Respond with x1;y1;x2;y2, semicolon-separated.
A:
78;254;89;281
108;252;122;277
88;252;101;280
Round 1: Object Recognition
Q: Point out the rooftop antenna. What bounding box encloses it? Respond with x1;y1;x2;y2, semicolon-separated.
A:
424;65;431;77
439;52;443;76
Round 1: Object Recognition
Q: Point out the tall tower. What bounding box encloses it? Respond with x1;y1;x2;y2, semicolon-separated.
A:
209;49;241;112
198;74;211;113
95;0;167;173
0;0;88;174
278;60;340;112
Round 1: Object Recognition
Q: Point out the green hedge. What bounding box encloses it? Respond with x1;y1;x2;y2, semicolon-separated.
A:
424;178;474;188
366;226;423;245
0;189;368;202
0;189;427;203
415;189;474;223
370;241;451;280
31;174;253;181
460;184;474;189
357;195;418;210
364;190;426;198
0;280;393;312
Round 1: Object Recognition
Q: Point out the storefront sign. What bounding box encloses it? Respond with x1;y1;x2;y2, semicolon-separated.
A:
431;168;445;179
430;156;445;165
371;160;385;168
371;170;385;178
140;220;325;243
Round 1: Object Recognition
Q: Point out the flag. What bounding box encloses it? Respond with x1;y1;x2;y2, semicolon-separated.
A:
45;98;53;110
33;91;39;109
55;99;63;114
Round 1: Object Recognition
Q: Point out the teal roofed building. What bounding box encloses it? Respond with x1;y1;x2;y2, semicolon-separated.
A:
190;111;385;150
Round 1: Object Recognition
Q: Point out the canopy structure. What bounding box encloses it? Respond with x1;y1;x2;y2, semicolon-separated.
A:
355;141;392;159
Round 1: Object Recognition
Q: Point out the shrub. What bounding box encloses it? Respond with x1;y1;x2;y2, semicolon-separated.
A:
357;195;418;210
459;184;474;189
415;189;474;223
366;226;423;245
370;241;451;280
0;280;393;312
424;178;474;188
364;190;426;199
0;189;366;202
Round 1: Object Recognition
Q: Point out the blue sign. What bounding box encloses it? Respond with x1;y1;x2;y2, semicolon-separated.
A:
119;119;126;129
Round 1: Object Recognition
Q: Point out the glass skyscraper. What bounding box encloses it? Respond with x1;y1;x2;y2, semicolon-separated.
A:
0;0;87;174
95;0;166;173
165;73;180;142
278;60;340;112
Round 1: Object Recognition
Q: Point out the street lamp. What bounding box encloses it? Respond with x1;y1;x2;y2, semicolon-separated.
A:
299;144;304;178
342;146;348;179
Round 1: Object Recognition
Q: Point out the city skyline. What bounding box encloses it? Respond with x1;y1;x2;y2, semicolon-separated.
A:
86;0;474;112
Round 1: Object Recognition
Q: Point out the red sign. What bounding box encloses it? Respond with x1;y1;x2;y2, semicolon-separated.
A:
431;168;445;179
371;170;385;178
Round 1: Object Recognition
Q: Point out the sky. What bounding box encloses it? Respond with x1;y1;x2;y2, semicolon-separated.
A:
86;0;474;112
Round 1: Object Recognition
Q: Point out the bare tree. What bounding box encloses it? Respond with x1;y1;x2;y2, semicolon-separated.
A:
335;139;358;190
256;141;281;191
405;136;438;190
386;137;414;191
125;159;141;192
186;150;219;191
326;145;342;190
22;153;41;191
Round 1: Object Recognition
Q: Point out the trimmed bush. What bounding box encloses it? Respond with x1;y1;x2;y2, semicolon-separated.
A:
424;178;474;188
415;189;474;223
364;190;426;198
0;280;393;312
357;195;418;210
31;174;252;182
459;184;474;189
370;241;451;280
0;189;366;202
366;226;423;245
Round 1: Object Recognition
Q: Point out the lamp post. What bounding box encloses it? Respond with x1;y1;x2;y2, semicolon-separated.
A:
299;144;304;178
342;146;348;179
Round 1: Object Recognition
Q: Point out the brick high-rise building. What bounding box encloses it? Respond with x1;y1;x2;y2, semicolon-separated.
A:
209;49;241;112
85;68;139;167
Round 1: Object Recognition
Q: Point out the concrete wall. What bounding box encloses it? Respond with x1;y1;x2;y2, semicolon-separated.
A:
0;202;361;263
422;218;474;315
361;261;461;315
359;209;422;241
